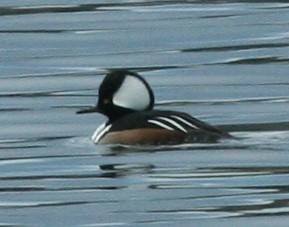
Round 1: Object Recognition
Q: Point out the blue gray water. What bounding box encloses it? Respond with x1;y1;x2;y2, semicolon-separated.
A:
1;1;289;226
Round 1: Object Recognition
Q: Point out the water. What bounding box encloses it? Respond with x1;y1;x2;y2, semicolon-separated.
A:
1;1;289;226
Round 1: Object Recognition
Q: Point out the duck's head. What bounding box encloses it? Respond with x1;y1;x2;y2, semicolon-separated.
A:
77;70;154;121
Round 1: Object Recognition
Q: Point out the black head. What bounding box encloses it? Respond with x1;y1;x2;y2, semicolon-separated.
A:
77;70;154;121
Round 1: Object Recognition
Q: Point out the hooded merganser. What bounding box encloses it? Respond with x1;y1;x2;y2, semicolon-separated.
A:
77;70;231;145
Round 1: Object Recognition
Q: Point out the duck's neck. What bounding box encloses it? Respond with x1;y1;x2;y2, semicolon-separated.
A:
106;107;136;123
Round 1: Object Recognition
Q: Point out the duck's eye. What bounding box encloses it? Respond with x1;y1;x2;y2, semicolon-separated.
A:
103;98;110;105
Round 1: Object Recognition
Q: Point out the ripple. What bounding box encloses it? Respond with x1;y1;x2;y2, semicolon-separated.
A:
182;43;289;52
219;56;289;65
0;4;95;16
0;200;90;209
157;97;289;106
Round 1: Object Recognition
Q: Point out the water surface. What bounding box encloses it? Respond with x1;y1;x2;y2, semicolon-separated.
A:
1;1;289;226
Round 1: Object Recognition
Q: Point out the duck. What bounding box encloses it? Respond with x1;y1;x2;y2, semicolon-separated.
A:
77;70;232;145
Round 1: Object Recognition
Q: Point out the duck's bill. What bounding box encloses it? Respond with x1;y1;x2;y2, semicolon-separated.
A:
76;106;100;114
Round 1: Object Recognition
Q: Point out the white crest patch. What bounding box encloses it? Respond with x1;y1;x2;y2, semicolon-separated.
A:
112;76;151;111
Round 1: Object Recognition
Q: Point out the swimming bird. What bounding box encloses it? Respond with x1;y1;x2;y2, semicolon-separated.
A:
77;70;231;145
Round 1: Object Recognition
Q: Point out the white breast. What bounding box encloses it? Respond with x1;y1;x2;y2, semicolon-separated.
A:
91;123;112;143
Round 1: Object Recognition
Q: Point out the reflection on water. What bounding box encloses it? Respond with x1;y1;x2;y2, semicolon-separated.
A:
1;1;289;226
